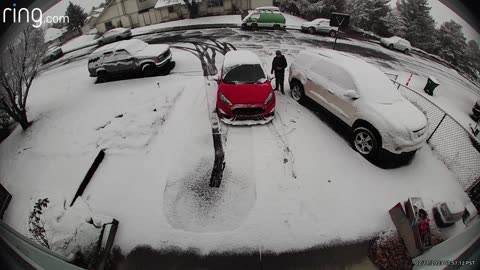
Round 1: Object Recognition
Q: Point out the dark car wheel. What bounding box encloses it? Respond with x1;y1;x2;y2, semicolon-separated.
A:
404;48;410;54
251;23;258;30
352;126;381;160
273;24;281;30
291;80;306;104
98;41;104;46
97;71;110;83
388;44;394;50
308;27;316;34
329;30;336;37
142;63;156;77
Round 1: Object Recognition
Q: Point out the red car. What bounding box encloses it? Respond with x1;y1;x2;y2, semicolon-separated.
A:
215;51;275;124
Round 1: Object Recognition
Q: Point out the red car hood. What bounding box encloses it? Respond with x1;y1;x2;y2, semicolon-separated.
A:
219;81;273;104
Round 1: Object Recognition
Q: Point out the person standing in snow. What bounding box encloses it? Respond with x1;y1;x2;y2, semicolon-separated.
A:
271;50;288;95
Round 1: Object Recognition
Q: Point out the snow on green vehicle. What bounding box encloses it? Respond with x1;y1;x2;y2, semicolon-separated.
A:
242;7;286;30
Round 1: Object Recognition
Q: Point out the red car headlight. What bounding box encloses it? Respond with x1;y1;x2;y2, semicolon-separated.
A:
220;93;232;106
264;92;273;105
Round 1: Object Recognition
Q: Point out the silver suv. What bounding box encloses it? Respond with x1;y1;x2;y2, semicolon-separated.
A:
88;39;172;82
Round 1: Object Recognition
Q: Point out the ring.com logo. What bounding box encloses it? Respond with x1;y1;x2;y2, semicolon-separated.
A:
2;3;69;28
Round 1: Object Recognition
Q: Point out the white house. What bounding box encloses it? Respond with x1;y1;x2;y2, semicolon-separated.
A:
94;0;273;33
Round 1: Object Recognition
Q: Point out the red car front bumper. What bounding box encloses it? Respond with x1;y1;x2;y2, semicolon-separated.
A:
217;101;275;124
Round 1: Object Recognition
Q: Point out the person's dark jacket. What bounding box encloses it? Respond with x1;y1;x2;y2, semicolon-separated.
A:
271;55;288;74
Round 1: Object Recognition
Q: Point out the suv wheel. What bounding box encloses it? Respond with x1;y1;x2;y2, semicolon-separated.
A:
98;41;104;46
291;81;306;104
388;44;394;50
329;30;336;37
308;27;315;34
352;126;380;160
273;24;281;30
142;63;156;77
404;48;410;54
251;23;258;30
97;71;110;83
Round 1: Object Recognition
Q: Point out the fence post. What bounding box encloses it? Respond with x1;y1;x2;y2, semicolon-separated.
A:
427;113;447;143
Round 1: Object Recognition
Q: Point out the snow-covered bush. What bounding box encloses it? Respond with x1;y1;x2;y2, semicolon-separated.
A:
28;198;51;249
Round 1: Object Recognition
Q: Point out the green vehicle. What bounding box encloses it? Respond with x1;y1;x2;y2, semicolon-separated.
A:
242;8;286;30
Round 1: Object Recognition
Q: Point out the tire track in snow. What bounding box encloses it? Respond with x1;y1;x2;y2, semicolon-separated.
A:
267;112;297;179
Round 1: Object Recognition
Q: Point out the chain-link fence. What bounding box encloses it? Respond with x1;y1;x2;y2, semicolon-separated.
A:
390;81;480;210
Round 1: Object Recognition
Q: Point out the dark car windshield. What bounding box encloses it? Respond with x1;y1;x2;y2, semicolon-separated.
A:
223;64;266;84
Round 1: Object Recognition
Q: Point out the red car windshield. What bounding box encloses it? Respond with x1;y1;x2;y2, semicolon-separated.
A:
223;65;266;84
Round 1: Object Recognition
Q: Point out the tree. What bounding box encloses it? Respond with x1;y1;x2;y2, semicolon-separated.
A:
466;40;480;74
346;0;391;35
277;0;346;21
384;8;407;37
0;26;46;130
396;0;437;52
436;20;467;67
65;2;88;32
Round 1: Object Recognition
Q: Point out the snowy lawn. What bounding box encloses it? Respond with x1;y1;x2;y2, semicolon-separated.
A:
0;38;472;257
61;34;99;53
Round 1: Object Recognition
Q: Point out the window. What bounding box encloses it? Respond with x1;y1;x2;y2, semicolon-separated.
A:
311;62;356;91
104;21;114;31
208;0;224;7
223;65;265;84
103;51;114;61
251;13;260;20
168;6;174;13
115;50;130;60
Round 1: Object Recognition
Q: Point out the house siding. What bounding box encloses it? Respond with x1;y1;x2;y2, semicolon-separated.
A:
94;0;273;33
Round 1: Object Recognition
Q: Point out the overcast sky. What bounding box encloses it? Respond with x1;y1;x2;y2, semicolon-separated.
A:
45;0;479;42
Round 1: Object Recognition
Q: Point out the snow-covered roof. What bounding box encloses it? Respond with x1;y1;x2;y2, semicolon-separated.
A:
44;27;67;42
308;49;402;102
255;6;280;11
106;27;129;33
222;50;264;77
155;0;201;9
223;50;262;69
93;7;104;13
92;39;147;55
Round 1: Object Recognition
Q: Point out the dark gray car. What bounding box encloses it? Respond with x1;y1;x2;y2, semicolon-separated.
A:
88;39;172;82
98;28;132;46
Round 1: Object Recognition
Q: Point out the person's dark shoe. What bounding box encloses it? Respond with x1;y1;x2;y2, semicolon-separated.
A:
274;88;279;91
281;89;285;95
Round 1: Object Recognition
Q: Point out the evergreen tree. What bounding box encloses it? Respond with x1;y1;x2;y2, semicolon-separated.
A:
346;0;391;35
396;0;437;52
384;8;407;37
437;20;467;67
466;40;480;74
65;2;88;31
277;0;346;21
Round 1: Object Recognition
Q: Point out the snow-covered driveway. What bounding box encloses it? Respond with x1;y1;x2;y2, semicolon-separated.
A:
0;28;474;256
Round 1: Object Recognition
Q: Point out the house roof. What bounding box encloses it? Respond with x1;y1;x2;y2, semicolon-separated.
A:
154;0;202;9
44;27;68;42
92;0;116;27
93;7;105;14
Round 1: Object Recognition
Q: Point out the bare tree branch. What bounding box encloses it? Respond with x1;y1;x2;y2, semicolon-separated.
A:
0;25;46;130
